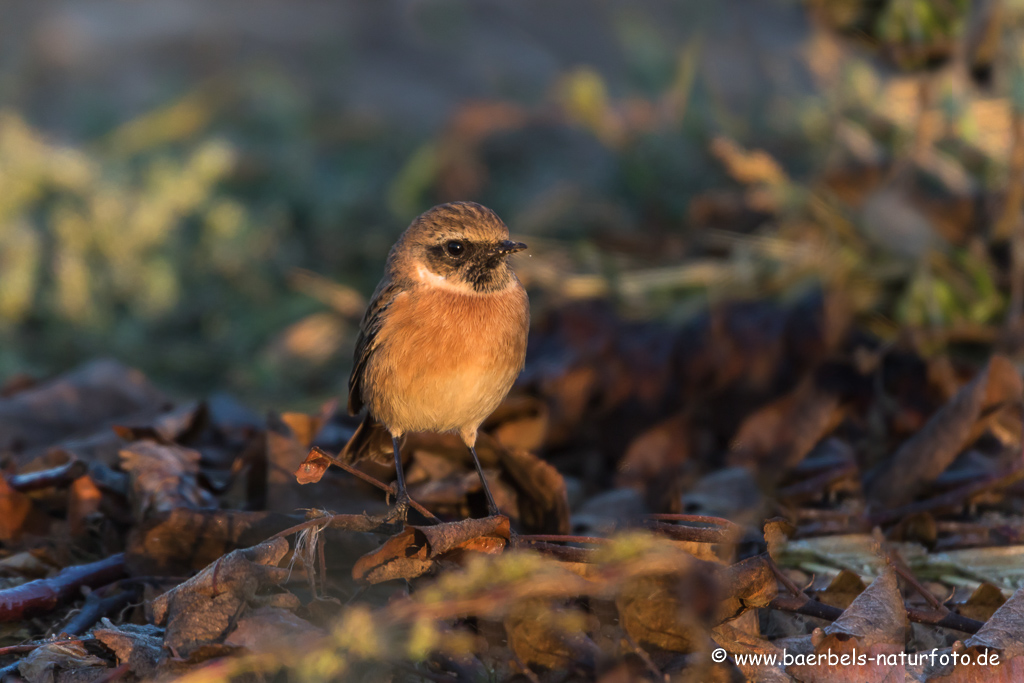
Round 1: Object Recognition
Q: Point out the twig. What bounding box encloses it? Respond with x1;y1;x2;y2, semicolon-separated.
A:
778;463;857;500
906;607;984;634
769;594;984;634
308;447;440;524
623;631;666;681
7;459;88;492
770;594;841;622
269;513;403;540
765;555;805;597
0;554;126;622
885;549;945;612
871;465;1024;525
62;588;138;636
516;534;610;545
523;541;596;563
643;520;740;545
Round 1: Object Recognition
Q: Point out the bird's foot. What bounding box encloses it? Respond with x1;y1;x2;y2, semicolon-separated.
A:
375;492;411;526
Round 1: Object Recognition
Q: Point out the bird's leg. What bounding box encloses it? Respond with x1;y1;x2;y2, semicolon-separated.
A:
468;445;501;517
381;435;411;523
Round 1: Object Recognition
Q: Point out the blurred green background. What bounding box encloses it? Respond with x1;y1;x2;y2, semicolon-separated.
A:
2;0;1024;408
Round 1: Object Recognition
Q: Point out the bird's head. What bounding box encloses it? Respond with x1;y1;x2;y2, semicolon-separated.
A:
393;202;526;294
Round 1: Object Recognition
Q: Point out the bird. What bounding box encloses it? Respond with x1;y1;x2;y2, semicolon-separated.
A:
341;201;529;522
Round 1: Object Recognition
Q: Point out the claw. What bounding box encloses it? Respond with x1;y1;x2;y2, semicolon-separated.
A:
376;492;410;525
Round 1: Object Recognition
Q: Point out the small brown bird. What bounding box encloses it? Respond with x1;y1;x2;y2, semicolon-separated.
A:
342;201;529;521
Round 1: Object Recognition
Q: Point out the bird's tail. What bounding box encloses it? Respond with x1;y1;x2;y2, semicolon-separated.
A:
340;412;397;466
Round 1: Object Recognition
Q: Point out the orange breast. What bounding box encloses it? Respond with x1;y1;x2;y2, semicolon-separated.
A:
362;282;529;440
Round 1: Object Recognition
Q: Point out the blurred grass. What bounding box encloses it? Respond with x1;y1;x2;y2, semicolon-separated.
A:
2;0;1024;407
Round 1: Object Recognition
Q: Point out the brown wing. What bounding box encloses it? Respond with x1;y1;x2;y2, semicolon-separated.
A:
348;278;402;415
339;410;396;464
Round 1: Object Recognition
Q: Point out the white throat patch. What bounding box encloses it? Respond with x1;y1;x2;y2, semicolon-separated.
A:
413;262;511;296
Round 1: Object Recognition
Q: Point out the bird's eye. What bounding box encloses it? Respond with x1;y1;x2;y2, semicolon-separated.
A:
445;240;465;257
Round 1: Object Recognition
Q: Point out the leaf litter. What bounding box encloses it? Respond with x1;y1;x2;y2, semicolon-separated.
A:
3;292;1024;681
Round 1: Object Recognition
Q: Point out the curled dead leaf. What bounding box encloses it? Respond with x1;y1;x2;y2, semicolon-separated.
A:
352;516;510;584
151;538;291;658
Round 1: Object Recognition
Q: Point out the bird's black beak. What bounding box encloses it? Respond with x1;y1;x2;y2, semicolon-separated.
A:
491;240;528;255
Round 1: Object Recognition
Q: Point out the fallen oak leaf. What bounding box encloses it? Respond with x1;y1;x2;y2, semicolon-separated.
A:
151;538;291;659
352;516;510;584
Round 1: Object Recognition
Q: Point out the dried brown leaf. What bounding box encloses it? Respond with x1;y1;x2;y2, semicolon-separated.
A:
493;442;570;535
955;582;1006;623
93;621;163;680
616;572;714;654
68;475;103;536
224;606;326;652
125;509;299;576
352;516;510;584
616;411;690;507
963;586;1024;658
0;359;169;462
764;518;797;560
485;395;549;452
867;356;1021;508
716;555;778;623
152;538;290;659
815;570;867;610
917;588;1024;680
18;640;108;683
728;376;844;471
119;442;216;518
278;409;325;450
826;566;905;648
504;598;599;672
266;415;346;513
294;448;332;485
0;476;45;542
610;542;722;654
712;622;791;683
